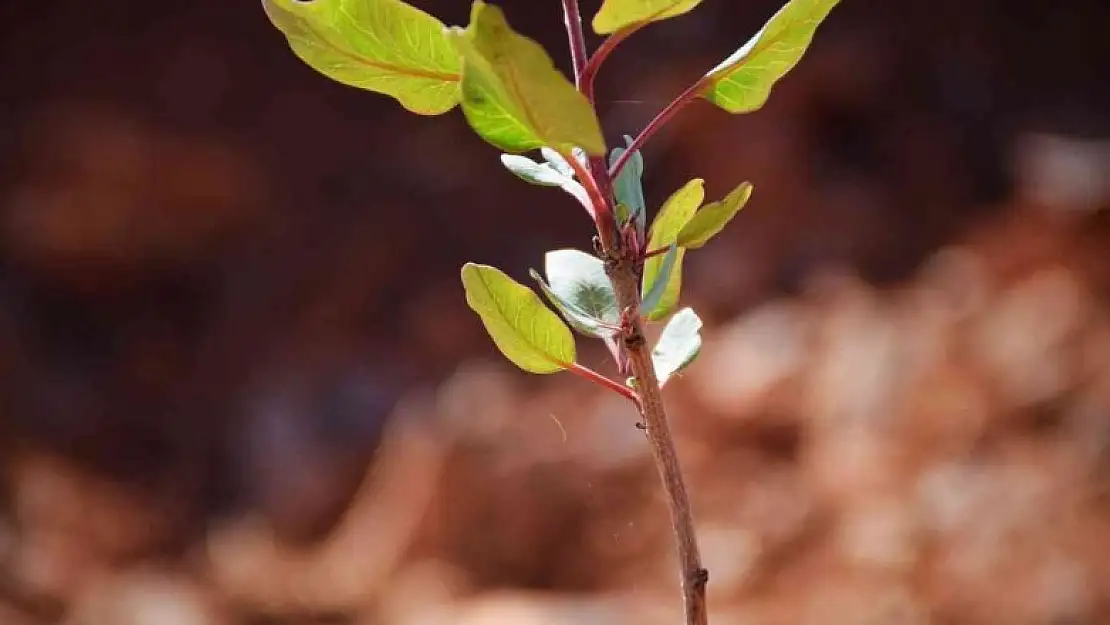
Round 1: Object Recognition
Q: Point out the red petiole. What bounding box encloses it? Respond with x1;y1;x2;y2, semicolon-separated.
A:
567;362;640;405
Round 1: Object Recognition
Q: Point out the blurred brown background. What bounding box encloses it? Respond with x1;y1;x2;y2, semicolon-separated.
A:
2;0;1110;623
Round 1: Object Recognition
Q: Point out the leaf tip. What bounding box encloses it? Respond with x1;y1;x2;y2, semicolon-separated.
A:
459;261;486;286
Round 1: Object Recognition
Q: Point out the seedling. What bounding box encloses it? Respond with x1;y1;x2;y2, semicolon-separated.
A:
262;1;839;623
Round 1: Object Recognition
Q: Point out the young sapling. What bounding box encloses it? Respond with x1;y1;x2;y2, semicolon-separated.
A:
262;1;840;623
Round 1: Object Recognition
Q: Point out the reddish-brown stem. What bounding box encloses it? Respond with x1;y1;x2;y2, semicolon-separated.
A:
587;154;618;248
567;362;639;405
609;77;709;180
560;0;589;88
643;246;672;259
608;254;707;625
559;9;708;624
560;149;605;212
560;0;621;251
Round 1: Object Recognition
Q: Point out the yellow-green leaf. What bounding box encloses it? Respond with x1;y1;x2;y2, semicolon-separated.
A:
262;0;461;115
642;178;703;320
461;263;576;374
446;2;606;155
647;178;704;248
700;0;840;113
592;0;703;35
643;250;686;321
676;181;753;249
641;244;678;315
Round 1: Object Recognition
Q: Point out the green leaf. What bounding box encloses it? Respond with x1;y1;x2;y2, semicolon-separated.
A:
642;178;703;320
676;181;753;249
544;249;619;331
461;263;576;374
647;178;704;247
643;248;684;320
700;0;840;113
499;154;590;207
592;0;704;35
262;0;461;115
641;244;678;316
446;2;606;155
609;135;646;232
652;307;703;386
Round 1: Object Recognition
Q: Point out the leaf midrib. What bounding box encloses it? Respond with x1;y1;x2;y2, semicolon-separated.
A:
709;5;818;83
301;18;460;83
500;53;543;144
476;269;571;368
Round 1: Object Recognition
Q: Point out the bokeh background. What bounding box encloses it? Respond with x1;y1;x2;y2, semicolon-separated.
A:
2;0;1110;623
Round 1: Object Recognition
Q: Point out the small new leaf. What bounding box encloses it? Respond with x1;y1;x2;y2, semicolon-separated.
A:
447;2;606;155
543;249;620;335
461;263;576;374
592;0;704;35
652;307;703;386
642;178;704;320
676;181;753;249
262;0;461;115
609;135;646;233
701;0;840;113
499;154;591;208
